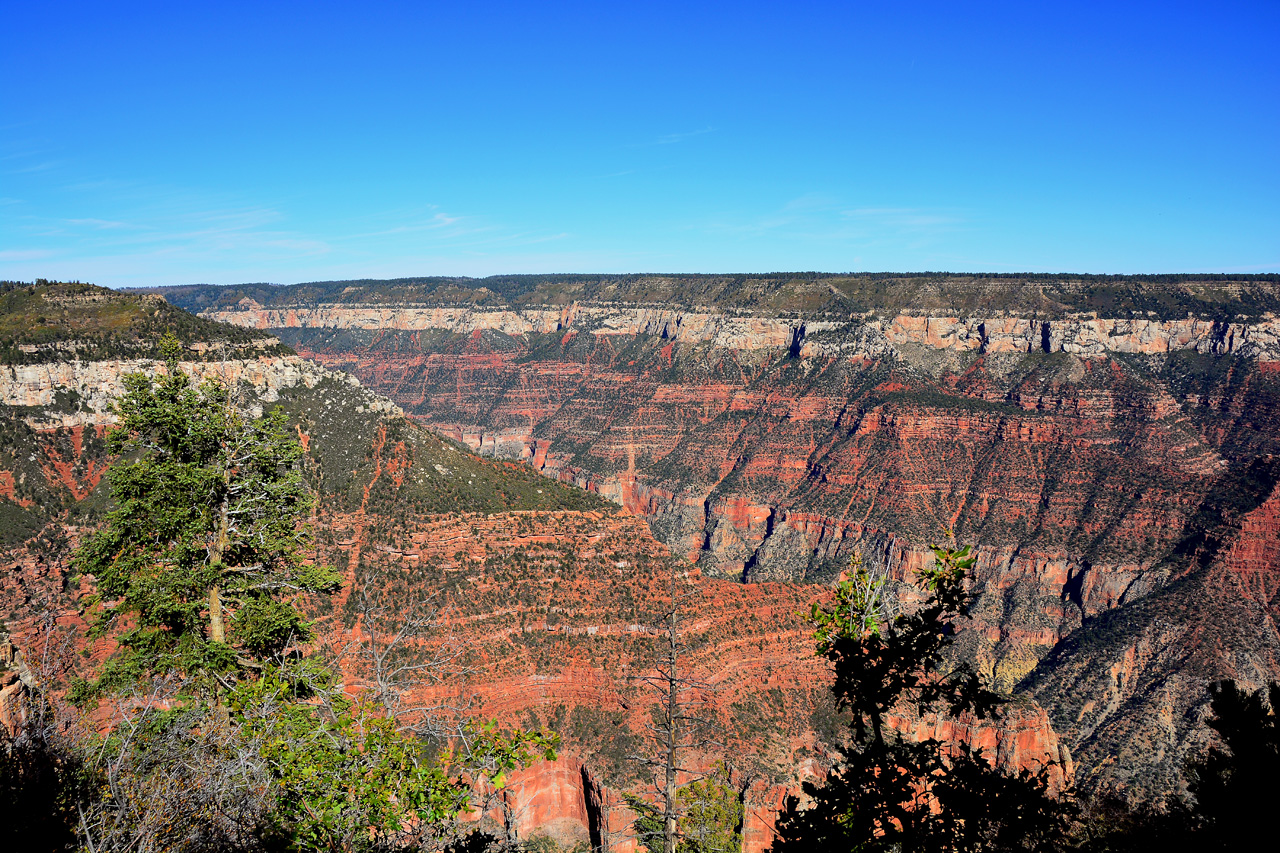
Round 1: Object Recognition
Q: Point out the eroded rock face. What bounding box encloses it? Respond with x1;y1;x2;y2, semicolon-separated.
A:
311;500;1069;852
498;757;595;849
0;355;399;429
185;294;1280;801
204;302;1280;362
0;285;1086;846
0;431;1071;852
282;335;1229;702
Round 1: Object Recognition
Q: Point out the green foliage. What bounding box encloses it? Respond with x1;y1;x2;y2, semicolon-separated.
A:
623;793;664;852
773;546;1073;853
810;556;892;645
626;766;743;853
75;338;340;693
228;671;556;851
675;769;743;853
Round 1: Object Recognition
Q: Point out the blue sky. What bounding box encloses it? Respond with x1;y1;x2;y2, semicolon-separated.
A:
2;1;1277;286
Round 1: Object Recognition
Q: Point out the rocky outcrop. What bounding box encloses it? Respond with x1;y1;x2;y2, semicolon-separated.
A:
876;314;1280;359
204;301;1280;361
886;703;1074;793
1220;478;1280;607
197;290;1280;802
496;757;595;849
0;355;399;428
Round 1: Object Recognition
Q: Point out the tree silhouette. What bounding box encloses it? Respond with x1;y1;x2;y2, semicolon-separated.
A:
1185;679;1280;850
772;547;1072;853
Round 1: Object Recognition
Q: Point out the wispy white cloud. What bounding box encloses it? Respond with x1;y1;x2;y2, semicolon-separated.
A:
698;195;964;248
63;179;132;192
6;198;332;266
0;176;589;287
635;127;716;147
656;127;714;144
0;249;55;261
840;208;957;228
5;160;59;175
340;211;466;240
65;217;139;230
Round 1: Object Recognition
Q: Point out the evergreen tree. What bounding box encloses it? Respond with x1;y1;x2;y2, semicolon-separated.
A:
674;768;743;853
76;334;339;694
624;766;742;853
63;335;559;851
772;546;1073;853
1184;679;1280;851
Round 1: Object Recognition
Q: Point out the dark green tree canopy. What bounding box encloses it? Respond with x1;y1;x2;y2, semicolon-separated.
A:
77;336;339;692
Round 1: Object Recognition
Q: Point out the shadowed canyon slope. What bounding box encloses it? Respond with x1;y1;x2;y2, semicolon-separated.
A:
157;273;1280;799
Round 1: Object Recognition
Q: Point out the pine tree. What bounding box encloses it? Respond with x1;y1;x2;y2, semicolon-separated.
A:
66;336;560;850
76;334;340;695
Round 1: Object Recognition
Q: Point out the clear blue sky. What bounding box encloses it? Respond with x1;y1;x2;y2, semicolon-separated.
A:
3;1;1277;287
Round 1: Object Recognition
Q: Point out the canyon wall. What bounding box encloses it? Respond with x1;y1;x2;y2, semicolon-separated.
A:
0;353;400;429
184;290;1280;800
0;374;1071;852
8;273;1277;845
204;299;1280;361
312;448;1072;851
0;279;1087;848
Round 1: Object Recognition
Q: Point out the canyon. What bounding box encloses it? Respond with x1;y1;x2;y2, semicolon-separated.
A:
0;281;1071;851
6;275;1279;847
160;274;1280;801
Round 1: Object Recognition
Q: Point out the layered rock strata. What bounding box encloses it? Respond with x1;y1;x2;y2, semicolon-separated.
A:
0;354;399;429
315;501;1071;852
205;300;1280;361
184;291;1280;801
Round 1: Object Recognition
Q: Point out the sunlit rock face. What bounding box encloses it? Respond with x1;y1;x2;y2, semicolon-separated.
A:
0;278;1080;845
164;275;1280;801
0;354;399;429
0;394;1069;852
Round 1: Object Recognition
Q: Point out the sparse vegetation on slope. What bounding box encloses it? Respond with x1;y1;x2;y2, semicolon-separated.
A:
0;280;288;364
153;273;1280;320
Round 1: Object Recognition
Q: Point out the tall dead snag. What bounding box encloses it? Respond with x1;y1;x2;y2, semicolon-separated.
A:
629;562;722;853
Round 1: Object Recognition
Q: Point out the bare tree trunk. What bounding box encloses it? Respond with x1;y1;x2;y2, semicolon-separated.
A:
631;565;720;853
208;497;229;645
664;592;678;853
208;585;225;644
502;790;518;849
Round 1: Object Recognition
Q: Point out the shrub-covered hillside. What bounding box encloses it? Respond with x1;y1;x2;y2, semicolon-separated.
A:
0;279;289;364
